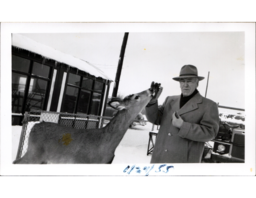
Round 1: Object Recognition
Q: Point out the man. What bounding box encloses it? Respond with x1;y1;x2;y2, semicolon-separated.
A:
146;65;219;163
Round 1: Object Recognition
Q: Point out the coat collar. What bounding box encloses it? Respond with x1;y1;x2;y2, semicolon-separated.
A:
176;92;203;116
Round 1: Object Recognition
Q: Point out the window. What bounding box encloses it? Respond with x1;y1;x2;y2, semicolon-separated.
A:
89;92;102;115
12;55;52;124
61;73;105;115
67;73;81;86
94;81;104;92
12;73;28;113
61;86;79;113
12;55;30;72
77;89;91;113
25;78;49;111
82;77;93;89
12;47;109;126
32;62;51;78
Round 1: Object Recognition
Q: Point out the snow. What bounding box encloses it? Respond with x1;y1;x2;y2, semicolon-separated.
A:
12;34;112;80
12;126;22;161
219;112;245;125
112;123;152;164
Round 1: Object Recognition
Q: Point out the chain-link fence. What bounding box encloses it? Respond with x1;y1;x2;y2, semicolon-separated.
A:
15;110;112;160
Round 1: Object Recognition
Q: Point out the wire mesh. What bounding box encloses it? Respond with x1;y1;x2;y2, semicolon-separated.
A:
16;110;112;160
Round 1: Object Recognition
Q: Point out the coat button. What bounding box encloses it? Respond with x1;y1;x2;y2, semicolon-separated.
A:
165;149;168;152
168;133;171;136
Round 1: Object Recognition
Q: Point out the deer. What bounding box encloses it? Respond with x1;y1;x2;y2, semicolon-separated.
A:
13;88;155;164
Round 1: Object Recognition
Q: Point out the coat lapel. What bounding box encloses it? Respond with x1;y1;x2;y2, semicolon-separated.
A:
169;96;180;112
177;93;203;116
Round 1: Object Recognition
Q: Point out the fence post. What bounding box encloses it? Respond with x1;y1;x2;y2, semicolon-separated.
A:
72;115;76;128
15;112;29;160
98;116;102;129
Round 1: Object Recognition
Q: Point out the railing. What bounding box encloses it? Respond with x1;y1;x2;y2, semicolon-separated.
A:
15;110;112;160
218;105;245;112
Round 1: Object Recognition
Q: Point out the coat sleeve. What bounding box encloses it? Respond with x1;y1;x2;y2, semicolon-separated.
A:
178;101;219;142
145;97;169;125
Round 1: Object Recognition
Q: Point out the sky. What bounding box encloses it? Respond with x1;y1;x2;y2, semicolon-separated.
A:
119;32;245;109
19;31;245;111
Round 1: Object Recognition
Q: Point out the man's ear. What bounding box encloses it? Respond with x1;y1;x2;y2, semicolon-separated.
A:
196;78;199;87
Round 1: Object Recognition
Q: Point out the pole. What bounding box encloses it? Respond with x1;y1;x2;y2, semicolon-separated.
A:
205;71;210;98
112;33;129;97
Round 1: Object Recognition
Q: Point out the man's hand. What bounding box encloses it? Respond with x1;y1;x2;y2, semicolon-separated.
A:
148;81;163;105
172;112;184;128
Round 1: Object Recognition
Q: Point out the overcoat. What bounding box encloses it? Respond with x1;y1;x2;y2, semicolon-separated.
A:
145;92;219;163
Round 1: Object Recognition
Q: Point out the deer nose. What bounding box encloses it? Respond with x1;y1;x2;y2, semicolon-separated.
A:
147;89;153;96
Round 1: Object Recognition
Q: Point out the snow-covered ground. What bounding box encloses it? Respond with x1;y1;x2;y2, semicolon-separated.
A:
12;126;23;161
112;123;152;164
12;122;153;163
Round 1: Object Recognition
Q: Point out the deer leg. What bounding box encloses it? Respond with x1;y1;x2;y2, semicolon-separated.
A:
13;156;27;164
99;154;115;164
106;155;115;164
14;145;46;164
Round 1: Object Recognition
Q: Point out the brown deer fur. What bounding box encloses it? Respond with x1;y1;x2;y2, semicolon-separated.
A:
14;89;153;164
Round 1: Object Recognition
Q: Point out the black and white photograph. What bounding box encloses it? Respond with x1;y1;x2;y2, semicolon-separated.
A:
0;22;255;176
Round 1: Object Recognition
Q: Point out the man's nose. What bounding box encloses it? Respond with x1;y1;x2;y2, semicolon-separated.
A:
184;82;189;86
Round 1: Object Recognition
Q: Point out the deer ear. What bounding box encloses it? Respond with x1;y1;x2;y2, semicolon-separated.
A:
109;101;126;110
117;105;126;111
109;101;120;109
109;98;126;110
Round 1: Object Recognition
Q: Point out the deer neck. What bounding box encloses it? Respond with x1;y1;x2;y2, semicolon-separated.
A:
103;109;138;151
106;109;136;133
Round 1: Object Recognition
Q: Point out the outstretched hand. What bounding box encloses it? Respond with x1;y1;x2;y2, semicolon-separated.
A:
148;81;163;105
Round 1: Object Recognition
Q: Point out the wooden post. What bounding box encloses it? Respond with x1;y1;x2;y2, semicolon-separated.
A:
205;71;210;98
112;33;129;97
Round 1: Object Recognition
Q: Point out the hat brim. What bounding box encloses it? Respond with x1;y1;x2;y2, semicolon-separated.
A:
173;76;205;81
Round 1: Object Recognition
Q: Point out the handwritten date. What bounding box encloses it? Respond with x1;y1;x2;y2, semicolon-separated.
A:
123;164;174;176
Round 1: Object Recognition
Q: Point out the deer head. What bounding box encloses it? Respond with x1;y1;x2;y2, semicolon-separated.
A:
104;89;154;139
109;89;153;116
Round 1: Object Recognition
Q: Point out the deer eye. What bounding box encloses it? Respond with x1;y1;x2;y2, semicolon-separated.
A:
135;96;140;100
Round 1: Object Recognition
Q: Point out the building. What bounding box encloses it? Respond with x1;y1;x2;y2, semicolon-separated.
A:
12;34;112;125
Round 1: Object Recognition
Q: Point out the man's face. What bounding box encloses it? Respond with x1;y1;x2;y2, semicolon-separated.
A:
179;78;198;97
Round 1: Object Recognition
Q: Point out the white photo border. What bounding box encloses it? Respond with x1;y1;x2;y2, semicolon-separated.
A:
1;22;255;176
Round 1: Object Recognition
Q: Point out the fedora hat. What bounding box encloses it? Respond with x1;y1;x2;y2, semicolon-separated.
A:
173;65;204;81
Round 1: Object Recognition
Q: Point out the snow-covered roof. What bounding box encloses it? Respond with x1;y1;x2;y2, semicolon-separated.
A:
12;34;112;80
